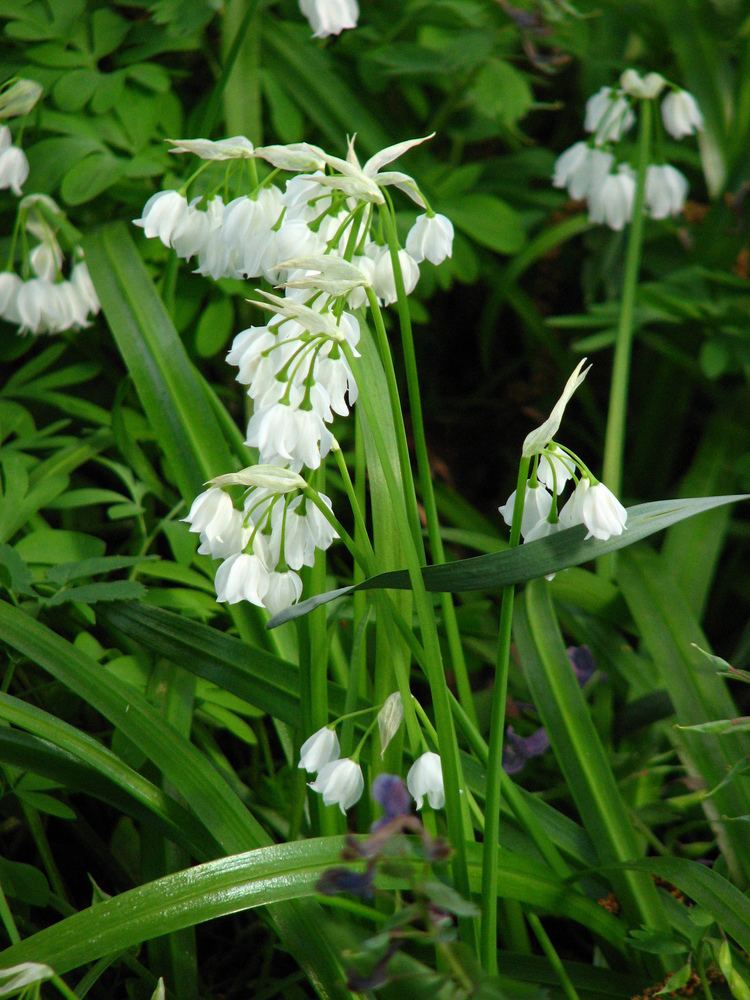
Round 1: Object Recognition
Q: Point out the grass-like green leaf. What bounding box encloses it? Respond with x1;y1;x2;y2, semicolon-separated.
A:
0;837;626;976
269;495;747;627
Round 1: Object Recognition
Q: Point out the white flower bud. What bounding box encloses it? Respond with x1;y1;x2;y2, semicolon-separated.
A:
377;693;404;756
620;69;665;100
407;751;445;810
308;758;364;813
661;89;703;140
298;726;340;773
581;482;627;541
405;213;454;265
0;79;44;119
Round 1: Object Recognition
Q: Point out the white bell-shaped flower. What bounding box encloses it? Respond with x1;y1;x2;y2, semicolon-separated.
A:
498;483;553;541
71;261;100;317
0;139;29;196
299;0;359;38
282;172;333;222
584;87;635;143
661;89;703;140
405;213;454;265
298;726;340;773
263;568;303;615
537;445;576;491
182;487;236;544
553;144;614;202
645;164;688;219
246;402;334;471
133;190;189;247
580;482;627;541
170;200;210;261
0;272;22;323
588;165;635;231
407;751;445;810
558;478;589;529
197;507;251;560
308;758;365;813
214;552;270;605
270;493;337;570
369;245;420;305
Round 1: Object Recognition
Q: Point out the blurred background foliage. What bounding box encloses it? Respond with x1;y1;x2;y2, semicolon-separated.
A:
1;0;750;995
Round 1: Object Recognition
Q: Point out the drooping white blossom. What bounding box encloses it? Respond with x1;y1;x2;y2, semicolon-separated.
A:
299;0;359;38
309;758;365;813
133;190;189;247
580;482;628;540
645;163;689;219
587;165;635;230
214;551;270;605
553;143;613;202
298;726;340;773
498;483;553;541
407;752;445;810
182;487;236;545
369;245;420;306
405;213;454;265
264;568;304;615
584;87;635;143
537;445;576;491
661;89;703;140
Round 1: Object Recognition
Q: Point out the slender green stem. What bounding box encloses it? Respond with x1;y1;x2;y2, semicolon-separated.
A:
601;99;652;552
341;340;476;943
481;455;530;974
51;976;80;1000
696;941;714;1000
381;199;478;726
527;913;581;1000
0;880;19;945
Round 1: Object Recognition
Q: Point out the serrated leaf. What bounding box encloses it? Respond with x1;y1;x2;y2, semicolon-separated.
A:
269;495;748;627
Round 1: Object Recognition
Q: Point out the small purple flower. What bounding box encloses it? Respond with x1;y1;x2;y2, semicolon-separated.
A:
567;645;596;686
503;725;550;775
316;866;374;900
371;774;411;830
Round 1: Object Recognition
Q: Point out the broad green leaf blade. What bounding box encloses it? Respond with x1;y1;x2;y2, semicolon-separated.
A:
618;548;750;886
0;600;348;997
269;495;747;627
515;580;667;934
0;837;625;976
83;223;234;499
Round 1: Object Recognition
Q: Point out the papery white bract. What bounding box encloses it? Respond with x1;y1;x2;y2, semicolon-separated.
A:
580;482;627;540
255;143;327;172
167;136;255;159
661;89;704;140
209;465;307;493
407;752;445;810
377;692;404;756
645;164;688;219
405;213;454;265
299;0;359;38
522;359;591;458
309;758;365;813
298;727;340;773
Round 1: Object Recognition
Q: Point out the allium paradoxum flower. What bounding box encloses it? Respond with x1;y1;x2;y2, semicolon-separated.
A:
299;0;359;38
553;69;703;230
499;359;628;553
182;464;338;616
1;195;100;335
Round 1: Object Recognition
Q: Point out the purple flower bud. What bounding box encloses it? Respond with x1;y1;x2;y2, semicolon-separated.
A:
503;725;550;775
567;645;596;686
371;774;411;829
316;866;374;900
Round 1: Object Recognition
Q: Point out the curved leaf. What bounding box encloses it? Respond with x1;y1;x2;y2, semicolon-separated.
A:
269;495;747;627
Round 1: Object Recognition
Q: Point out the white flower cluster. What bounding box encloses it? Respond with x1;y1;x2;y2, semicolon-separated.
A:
553;69;703;230
500;359;627;548
181;466;337;616
1;196;100;335
298;711;445;815
140;134;454;614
